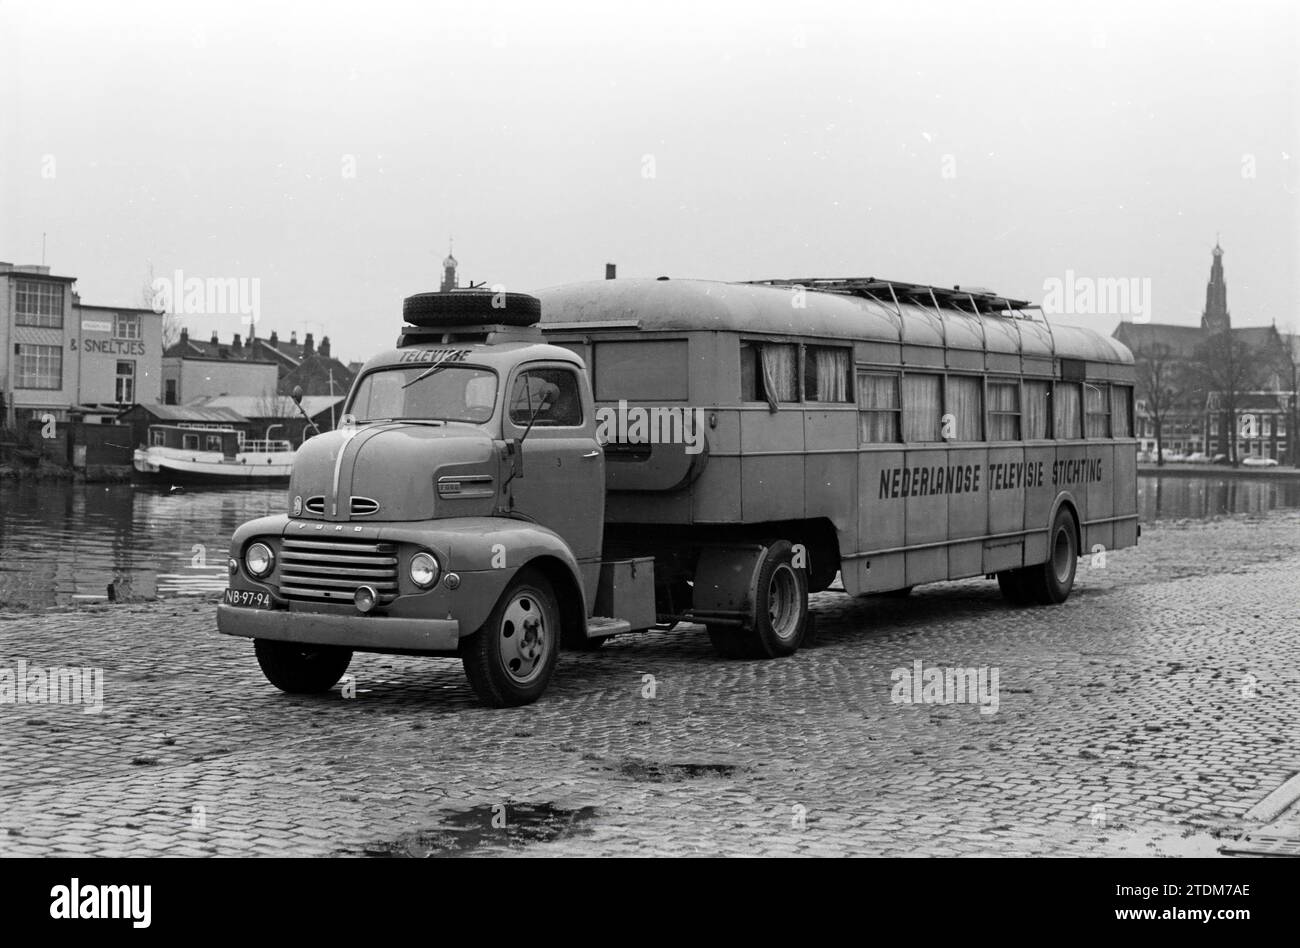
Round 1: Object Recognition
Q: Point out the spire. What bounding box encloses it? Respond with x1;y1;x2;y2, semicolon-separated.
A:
441;238;458;293
1200;239;1229;333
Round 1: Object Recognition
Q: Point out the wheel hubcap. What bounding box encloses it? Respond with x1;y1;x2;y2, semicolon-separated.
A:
767;565;800;642
500;593;547;683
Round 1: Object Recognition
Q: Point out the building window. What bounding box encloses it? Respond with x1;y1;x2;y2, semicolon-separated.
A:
14;281;64;328
205;434;223;451
1110;385;1133;438
1054;382;1082;439
150;428;166;446
114;313;142;340
15;344;63;390
182;434;200;450
115;361;136;403
946;375;983;441
803;346;852;402
902;373;942;442
857;372;900;443
987;380;1021;441
164;379;177;405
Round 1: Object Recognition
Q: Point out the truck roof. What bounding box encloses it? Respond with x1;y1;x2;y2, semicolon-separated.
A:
537;278;1132;365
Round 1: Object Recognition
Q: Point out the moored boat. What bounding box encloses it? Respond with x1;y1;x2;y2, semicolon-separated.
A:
132;424;295;484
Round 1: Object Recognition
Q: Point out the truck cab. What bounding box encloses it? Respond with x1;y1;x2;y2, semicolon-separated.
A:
218;290;665;706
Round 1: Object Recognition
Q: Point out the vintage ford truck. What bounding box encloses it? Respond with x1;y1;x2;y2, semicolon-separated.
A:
218;277;1136;706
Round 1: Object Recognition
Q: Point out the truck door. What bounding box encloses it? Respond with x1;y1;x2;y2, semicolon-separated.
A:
505;364;604;563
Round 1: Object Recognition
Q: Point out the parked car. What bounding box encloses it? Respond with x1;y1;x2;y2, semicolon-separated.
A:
1242;456;1279;467
1210;454;1231;465
1160;450;1187;462
1184;452;1210;463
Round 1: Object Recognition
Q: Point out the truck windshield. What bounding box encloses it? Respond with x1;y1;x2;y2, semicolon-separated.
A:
348;365;498;424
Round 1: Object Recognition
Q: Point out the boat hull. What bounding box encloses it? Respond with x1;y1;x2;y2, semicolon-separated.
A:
133;449;294;485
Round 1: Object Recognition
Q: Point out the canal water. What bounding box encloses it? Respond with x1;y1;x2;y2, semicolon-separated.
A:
1;474;1299;611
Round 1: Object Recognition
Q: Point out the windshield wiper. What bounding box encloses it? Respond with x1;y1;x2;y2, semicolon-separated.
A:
401;362;452;390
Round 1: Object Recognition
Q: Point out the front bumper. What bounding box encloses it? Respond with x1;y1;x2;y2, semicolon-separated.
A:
217;604;460;653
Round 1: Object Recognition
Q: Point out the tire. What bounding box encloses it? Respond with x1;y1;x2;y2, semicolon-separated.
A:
735;540;809;658
403;290;540;328
1018;507;1079;605
254;639;352;694
460;568;561;707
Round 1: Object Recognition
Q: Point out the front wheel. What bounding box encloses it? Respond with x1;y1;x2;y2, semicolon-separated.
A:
460;568;561;707
254;639;352;694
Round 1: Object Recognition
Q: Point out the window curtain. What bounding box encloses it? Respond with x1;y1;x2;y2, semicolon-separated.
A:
903;374;942;442
858;373;899;442
1084;384;1109;437
988;382;1020;441
1023;381;1050;439
1054;383;1082;439
760;343;798;411
808;347;849;402
1111;386;1132;437
946;376;983;441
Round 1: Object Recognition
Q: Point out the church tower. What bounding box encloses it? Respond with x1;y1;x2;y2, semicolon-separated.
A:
1200;240;1230;333
440;241;458;293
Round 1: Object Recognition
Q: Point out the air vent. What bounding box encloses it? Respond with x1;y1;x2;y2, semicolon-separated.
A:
304;496;325;514
350;496;380;516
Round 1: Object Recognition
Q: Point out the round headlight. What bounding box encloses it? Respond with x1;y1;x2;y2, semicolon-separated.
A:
245;542;274;578
409;551;440;589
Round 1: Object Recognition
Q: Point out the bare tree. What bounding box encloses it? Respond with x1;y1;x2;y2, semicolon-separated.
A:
1133;342;1192;466
1192;331;1265;467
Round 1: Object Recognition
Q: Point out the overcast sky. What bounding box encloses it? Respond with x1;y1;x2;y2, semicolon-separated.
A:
1;0;1296;364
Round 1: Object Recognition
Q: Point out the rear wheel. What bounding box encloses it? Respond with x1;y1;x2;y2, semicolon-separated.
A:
709;540;809;659
460;568;560;707
1017;507;1079;605
254;640;352;694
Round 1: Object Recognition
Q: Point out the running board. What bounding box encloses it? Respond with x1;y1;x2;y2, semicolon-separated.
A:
585;616;631;638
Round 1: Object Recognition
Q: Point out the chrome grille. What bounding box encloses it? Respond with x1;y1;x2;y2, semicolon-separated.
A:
350;496;380;516
304;496;326;514
279;537;399;602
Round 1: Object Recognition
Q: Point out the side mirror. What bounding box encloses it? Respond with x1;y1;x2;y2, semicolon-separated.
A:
291;385;304;406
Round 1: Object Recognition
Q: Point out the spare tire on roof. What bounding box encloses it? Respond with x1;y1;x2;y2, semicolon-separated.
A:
403;290;541;327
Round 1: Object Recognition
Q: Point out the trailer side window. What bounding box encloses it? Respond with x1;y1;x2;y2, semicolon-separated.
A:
803;346;852;402
858;372;900;443
1054;382;1082;439
987;380;1021;441
741;342;798;408
1023;380;1051;439
1084;383;1110;438
902;373;942;442
946;375;983;441
1111;385;1132;438
594;340;688;401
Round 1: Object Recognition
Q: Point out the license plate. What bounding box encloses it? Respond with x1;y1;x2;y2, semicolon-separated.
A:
223;588;272;609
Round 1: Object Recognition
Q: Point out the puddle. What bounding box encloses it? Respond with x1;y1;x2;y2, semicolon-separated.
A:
355;803;598;857
612;758;740;783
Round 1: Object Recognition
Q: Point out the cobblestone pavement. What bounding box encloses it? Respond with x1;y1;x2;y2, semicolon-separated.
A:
1;510;1298;857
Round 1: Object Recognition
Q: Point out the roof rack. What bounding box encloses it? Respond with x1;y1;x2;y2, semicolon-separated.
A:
743;277;1041;319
